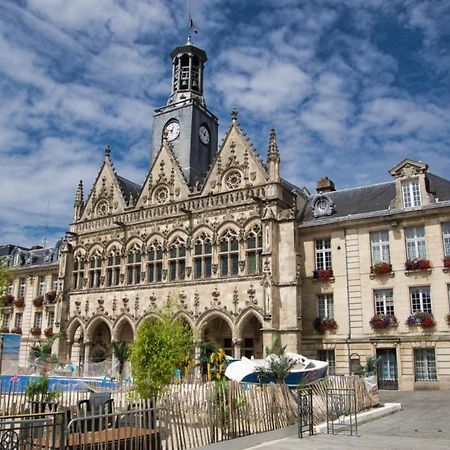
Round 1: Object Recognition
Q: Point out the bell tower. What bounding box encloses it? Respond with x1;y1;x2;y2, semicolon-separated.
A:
151;36;219;186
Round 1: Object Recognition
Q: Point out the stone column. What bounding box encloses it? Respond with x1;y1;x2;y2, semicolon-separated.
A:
233;338;243;360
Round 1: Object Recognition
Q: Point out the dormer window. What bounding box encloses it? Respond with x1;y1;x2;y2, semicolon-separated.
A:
402;179;421;208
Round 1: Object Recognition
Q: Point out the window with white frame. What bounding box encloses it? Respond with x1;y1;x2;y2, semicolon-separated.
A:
374;289;394;316
405;226;427;260
126;251;142;285
18;278;26;298
34;312;43;328
402;179;421;208
106;253;121;287
193;234;212;279
315;239;332;270
317;294;334;319
410;286;432;314
52;274;58;291
246;225;263;275
414;348;437;381
219;230;239;277
318;350;336;375
47;311;55;328
442;222;450;257
89;255;103;288
370;231;390;264
168;238;186;281
37;276;46;297
14;313;23;329
147;243;163;283
7;284;13;295
73;258;85;290
2;314;10;328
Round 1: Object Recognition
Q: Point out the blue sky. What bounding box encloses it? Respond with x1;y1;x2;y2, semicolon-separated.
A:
1;0;449;247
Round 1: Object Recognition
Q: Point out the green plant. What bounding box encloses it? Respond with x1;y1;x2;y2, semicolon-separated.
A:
353;355;381;376
25;373;59;403
129;305;193;399
199;340;218;374
113;340;130;382
0;258;12;296
29;333;61;364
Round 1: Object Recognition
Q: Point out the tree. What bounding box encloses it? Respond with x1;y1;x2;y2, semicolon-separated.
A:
112;340;130;382
129;307;193;399
0;257;12;296
30;333;61;365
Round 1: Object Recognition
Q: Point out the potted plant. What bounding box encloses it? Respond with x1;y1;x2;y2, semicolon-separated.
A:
11;326;22;335
313;317;338;333
369;314;398;329
45;291;57;304
371;261;392;275
405;312;436;329
0;294;14;308
0;327;9;333
30;327;41;336
405;258;432;271
444;257;450;269
14;297;25;308
313;268;334;280
44;327;53;338
33;296;44;307
25;373;60;413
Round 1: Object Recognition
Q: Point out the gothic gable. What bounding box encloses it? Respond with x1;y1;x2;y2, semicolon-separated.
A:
135;139;190;209
202;118;268;195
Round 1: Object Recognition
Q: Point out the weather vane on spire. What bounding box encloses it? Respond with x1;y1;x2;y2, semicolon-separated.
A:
188;0;198;43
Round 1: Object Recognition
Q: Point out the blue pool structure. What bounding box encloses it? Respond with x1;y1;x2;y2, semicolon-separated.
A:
0;374;117;393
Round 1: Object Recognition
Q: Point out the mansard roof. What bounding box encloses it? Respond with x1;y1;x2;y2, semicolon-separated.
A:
116;175;142;200
300;171;450;226
2;242;61;269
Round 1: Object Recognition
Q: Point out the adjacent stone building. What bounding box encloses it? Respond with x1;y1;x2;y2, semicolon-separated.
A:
1;37;450;389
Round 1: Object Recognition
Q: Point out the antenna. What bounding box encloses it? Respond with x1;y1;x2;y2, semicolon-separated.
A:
188;0;198;41
43;199;49;248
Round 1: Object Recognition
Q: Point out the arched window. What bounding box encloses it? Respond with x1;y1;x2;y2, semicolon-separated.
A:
147;241;163;283
168;237;186;281
88;253;102;289
73;255;85;289
193;234;212;279
219;230;239;277
106;250;121;287
246;225;263;274
126;248;141;285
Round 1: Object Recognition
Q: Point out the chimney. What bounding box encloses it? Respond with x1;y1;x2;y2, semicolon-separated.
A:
316;176;335;193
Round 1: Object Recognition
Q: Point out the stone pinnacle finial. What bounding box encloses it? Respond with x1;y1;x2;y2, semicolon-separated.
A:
162;128;168;143
75;180;84;203
268;128;279;160
105;145;111;158
231;107;238;123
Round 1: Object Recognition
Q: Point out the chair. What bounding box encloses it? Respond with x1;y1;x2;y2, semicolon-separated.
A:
76;392;114;431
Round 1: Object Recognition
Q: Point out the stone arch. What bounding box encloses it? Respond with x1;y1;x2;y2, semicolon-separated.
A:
236;308;264;358
167;229;188;244
85;316;113;364
105;240;123;254
244;218;262;234
88;243;104;257
67;317;85;342
125;237;144;252
217;221;240;237
145;233;165;247
73;245;87;258
66;318;86;367
197;310;235;357
191;225;214;241
136;312;163;329
112;314;135;342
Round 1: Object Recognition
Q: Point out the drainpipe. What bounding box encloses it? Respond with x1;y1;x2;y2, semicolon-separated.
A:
344;228;352;374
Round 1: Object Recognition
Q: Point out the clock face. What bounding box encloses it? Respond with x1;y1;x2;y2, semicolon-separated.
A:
164;121;180;141
199;125;210;145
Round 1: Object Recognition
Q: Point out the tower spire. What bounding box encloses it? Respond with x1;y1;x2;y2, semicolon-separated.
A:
73;180;84;221
267;129;280;182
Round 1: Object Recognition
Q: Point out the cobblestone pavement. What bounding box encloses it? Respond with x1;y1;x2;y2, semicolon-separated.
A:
243;390;450;450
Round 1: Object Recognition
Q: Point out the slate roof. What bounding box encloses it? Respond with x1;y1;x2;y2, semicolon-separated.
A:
300;172;450;226
5;242;61;269
116;175;142;200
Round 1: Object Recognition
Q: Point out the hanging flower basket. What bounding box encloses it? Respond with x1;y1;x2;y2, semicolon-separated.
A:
44;327;54;338
14;297;25;308
0;327;9;334
313;317;338;333
406;312;436;329
369;314;398;329
313;269;334;280
33;297;44;308
45;291;57;304
443;257;450;269
405;258;431;271
0;295;14;307
371;262;392;275
11;327;22;335
30;327;41;336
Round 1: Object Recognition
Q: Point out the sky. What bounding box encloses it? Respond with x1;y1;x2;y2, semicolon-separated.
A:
1;0;449;247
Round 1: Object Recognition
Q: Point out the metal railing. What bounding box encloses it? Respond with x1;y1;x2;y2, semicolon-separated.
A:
326;387;358;436
297;387;314;438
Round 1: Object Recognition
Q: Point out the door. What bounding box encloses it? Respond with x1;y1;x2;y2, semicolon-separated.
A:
376;348;398;390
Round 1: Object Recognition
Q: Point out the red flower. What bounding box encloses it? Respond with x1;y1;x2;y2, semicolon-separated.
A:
371;262;392;275
313;269;334;280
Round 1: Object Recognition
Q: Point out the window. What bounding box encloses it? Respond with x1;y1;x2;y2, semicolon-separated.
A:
34;312;43;328
442;222;450;257
374;289;394;316
147;243;163;283
14;313;23;329
315;239;332;270
52;274;58;291
370;231;390;264
318;350;336;375
402;180;421;208
126;252;142;285
37;276;46;297
7;284;13;295
405;226;427;260
414;348;437;381
410;286;432;314
106;253;121;287
47;311;55;328
73;258;85;290
168;238;186;281
2;314;10;328
88;255;102;288
317;294;334;319
193;234;212;279
246;225;263;274
219;230;239;276
18;278;26;299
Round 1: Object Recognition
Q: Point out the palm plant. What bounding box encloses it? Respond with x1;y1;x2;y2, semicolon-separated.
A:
112;341;130;382
256;338;296;384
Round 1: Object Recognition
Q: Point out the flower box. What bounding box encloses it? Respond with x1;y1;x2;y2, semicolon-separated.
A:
444;257;450;269
447;313;450;326
369;314;398;330
45;291;57;304
11;327;22;335
14;297;25;308
30;327;41;336
313;269;334;280
406;312;436;329
405;258;431;271
33;297;44;308
0;327;9;334
313;317;338;333
44;327;54;338
371;262;392;275
0;294;14;307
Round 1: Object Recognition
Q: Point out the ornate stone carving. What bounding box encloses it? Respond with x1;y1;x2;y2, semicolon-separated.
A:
211;288;221;307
